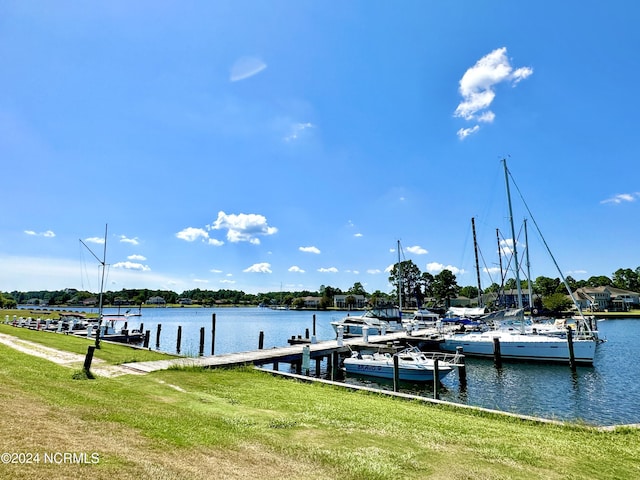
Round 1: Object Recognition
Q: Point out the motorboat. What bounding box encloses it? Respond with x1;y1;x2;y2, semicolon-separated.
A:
343;346;456;382
331;305;403;336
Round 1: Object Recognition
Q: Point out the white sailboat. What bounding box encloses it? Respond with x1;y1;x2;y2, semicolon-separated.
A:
441;159;598;365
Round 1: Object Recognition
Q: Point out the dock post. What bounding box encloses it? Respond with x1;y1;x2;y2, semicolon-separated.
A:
305;328;309;339
199;327;205;356
315;357;321;377
311;314;317;344
143;330;150;348
362;325;369;343
331;351;339;381
302;345;310;376
83;345;95;374
567;326;576;371
456;346;467;387
211;313;216;355
258;331;264;350
273;361;279;371
139;323;144;334
433;359;440;399
155;324;162;349
176;326;182;354
393;355;400;392
337;326;344;346
493;337;502;368
86;325;93;339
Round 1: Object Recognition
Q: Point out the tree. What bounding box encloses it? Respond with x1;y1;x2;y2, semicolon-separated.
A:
612;268;640;291
432;269;459;308
542;293;573;313
347;282;367;296
534;276;560;297
388;260;422;306
459;285;479;301
586;276;612;287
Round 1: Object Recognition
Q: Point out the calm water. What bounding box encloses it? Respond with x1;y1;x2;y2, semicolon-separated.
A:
85;307;640;426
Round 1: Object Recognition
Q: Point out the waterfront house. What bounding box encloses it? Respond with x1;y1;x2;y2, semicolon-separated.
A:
147;296;166;306
572;286;640;312
333;294;366;309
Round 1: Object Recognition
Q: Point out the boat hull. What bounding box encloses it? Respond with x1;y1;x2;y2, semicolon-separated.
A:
441;332;596;364
343;358;452;382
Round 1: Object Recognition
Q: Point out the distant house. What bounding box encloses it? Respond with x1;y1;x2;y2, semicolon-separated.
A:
177;298;193;305
333;294;366;309
83;297;98;307
147;296;166;306
294;296;320;308
573;287;640;312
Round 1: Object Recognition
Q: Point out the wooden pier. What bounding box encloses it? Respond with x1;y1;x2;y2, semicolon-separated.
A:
121;328;441;374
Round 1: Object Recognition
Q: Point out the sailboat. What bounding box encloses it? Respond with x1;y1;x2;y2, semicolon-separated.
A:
440;159;598;365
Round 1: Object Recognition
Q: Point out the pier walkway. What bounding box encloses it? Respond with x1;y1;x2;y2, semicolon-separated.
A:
121;329;440;373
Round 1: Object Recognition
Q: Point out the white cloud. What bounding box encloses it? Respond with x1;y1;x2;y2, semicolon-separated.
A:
119;235;139;245
454;47;532;138
84;236;105;245
456;126;480;140
230;56;267;82
243;262;272;273
175;227;224;246
367;269;382;274
284;122;314;142
354;233;363;238
112;261;151;271
318;267;338;273
209;268;223;273
601;192;640;204
176;227;209;242
210;211;277;245
299;246;321;254
288;265;305;273
406;245;428;255
426;262;464;275
193;279;209;283
24;229;56;237
127;254;146;261
220;279;237;284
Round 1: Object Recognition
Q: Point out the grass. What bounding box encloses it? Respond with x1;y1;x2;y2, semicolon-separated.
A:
0;326;638;479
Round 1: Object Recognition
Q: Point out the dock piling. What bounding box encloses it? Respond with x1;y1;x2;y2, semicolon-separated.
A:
258;331;264;350
143;330;150;348
199;327;205;356
433;359;440;399
567;326;576;371
176;326;182;354
456;346;467;387
393;355;400;392
83;345;95;374
493;337;502;368
211;313;216;355
155;324;162;349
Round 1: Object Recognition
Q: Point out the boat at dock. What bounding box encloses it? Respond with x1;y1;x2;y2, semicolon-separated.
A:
441;159;599;365
342;346;456;382
330;305;404;336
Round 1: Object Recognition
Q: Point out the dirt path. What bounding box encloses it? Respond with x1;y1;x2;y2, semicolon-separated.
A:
0;333;143;377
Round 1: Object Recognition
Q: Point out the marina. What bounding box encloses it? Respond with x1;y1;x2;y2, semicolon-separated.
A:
6;306;640;426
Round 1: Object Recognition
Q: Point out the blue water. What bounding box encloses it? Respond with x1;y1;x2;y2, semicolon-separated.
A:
61;307;640;426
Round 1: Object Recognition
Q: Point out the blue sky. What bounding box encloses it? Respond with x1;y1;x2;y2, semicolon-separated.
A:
1;1;639;295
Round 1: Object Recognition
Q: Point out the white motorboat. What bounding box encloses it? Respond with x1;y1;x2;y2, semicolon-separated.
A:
343;346;456;382
331;305;403;336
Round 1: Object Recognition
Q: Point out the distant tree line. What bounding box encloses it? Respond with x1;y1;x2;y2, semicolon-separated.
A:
2;266;639;312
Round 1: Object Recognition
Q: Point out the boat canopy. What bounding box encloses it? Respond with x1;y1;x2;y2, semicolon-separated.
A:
446;307;486;318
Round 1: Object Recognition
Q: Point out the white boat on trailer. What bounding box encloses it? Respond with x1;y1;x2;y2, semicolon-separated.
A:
343;346;457;382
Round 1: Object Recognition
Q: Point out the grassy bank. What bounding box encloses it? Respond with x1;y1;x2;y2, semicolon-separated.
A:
0;326;638;479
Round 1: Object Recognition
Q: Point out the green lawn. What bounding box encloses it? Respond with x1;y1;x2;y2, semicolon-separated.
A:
0;324;638;479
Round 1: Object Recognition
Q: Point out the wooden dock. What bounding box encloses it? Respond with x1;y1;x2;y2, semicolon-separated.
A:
121;329;441;373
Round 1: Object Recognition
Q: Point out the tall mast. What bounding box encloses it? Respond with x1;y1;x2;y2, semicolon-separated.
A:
497;228;504;307
397;240;403;315
471;217;483;307
524;218;534;314
503;159;524;328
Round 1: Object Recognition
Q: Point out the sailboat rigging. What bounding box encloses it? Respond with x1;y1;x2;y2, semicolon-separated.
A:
79;224;108;349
